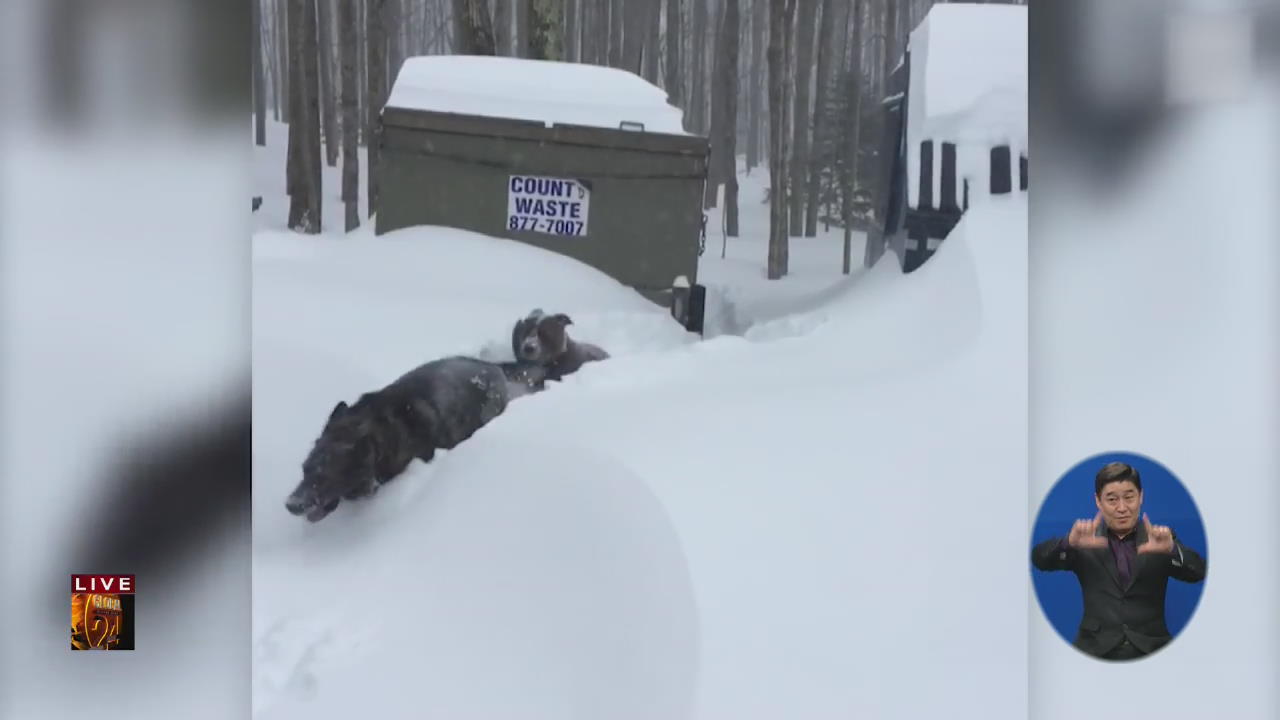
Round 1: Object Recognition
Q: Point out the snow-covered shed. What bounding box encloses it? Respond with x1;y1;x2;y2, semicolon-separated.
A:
374;55;711;331
873;4;1027;273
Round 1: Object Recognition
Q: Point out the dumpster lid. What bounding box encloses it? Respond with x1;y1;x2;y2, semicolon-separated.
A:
385;55;691;137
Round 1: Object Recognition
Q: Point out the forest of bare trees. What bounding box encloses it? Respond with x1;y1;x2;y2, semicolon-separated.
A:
256;0;1025;277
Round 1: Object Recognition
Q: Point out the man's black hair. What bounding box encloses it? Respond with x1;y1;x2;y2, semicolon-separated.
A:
1095;461;1142;496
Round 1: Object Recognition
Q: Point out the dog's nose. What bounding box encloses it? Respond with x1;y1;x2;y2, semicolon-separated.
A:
284;495;308;516
521;341;538;356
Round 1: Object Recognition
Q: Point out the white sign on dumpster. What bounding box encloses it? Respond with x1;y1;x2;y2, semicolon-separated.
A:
506;175;591;237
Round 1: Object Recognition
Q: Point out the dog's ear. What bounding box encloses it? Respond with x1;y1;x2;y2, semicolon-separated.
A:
550;313;573;327
328;401;348;423
527;308;545;320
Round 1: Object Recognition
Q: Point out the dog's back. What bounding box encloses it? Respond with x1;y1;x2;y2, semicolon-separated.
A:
389;356;510;449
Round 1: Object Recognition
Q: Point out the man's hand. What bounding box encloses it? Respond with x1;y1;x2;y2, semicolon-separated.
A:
1137;514;1175;554
1068;512;1110;549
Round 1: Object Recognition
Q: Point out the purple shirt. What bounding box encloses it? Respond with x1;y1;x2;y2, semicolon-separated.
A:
1107;529;1139;586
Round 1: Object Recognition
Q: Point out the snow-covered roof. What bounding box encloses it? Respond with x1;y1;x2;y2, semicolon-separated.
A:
907;4;1026;147
905;4;1027;209
385;55;690;136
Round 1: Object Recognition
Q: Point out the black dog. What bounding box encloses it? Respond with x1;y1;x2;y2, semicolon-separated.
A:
285;356;533;522
510;309;610;382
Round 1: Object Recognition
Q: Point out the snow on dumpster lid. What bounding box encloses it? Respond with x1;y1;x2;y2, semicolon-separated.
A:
385;55;691;136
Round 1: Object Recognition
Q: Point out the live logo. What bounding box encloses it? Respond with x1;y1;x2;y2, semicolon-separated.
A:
72;574;136;594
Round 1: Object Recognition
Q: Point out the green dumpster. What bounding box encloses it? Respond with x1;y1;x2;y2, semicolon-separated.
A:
374;56;711;331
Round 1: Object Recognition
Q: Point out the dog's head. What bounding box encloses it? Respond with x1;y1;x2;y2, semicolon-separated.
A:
285;400;376;522
511;309;573;365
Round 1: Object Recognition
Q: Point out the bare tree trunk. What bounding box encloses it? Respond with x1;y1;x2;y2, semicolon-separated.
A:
722;0;740;235
366;0;386;219
516;0;530;57
253;0;267;144
494;0;511;54
339;0;360;231
400;0;411;63
788;0;816;235
564;0;579;62
703;0;723;208
690;0;707;133
642;0;661;82
356;0;366;145
885;0;897;76
607;0;623;67
287;0;300;206
317;0;339;167
755;0;768;168
266;1;281;121
804;0;838;235
529;0;562;60
842;0;863;274
621;0;646;74
745;0;762;170
278;0;292;123
304;0;323;229
388;0;405;83
580;0;596;63
287;0;323;233
454;0;497;54
665;0;683;105
767;0;794;279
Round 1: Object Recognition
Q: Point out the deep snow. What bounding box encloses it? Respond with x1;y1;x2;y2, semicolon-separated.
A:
253;110;1028;716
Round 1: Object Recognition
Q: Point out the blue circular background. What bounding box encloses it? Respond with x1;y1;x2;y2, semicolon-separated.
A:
1030;451;1208;649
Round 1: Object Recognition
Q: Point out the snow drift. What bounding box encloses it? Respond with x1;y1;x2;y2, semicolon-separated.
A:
253;181;1027;718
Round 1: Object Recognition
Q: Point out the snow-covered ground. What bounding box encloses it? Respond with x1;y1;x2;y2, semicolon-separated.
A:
252;102;1028;717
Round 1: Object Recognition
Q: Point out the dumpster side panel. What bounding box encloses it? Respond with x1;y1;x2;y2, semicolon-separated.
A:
377;121;707;294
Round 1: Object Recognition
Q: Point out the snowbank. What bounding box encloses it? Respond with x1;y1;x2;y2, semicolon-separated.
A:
385;55;690;135
253;187;1028;718
254;438;698;720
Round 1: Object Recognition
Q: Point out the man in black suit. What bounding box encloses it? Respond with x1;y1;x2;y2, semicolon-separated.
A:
1032;461;1206;661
